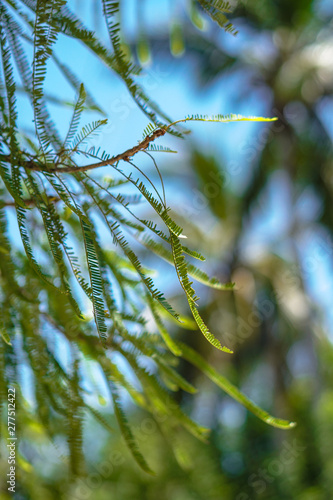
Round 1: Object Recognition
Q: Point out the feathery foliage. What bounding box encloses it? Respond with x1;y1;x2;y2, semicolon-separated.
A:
0;0;295;483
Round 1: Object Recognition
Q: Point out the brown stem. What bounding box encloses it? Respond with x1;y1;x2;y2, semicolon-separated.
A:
1;128;167;174
0;196;61;207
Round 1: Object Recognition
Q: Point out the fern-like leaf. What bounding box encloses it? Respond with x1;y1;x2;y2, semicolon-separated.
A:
178;342;297;429
196;0;237;35
169;231;233;352
63;83;86;150
80;218;108;343
108;380;154;474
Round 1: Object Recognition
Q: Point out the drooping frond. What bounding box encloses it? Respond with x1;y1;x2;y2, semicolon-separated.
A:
169;231;233;353
51;52;104;114
140;235;234;290
196;0;238;35
169;114;278;128
0;7;18;136
23;171;83;317
0;8;27;207
32;0;65;153
0;1;296;483
71;119;108;152
67;357;85;478
2;6;32;93
107;379;154;474
117;345;210;442
15;203;62;292
62;83;86;150
147;293;182;356
101;0;181;135
80;218;108;343
145;144;177;154
177;342;297;429
108;222;180;320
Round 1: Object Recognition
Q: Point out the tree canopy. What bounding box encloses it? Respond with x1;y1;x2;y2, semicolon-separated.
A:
1;1;332;498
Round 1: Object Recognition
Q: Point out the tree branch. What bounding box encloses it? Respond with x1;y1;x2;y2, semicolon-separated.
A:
0;128;167;174
0;196;61;207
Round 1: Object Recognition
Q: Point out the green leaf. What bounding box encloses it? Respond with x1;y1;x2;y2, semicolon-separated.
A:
108;381;154;475
32;0;65;153
81;219;108;343
147;294;183;356
71;119;107;152
15;204;61;292
178;342;296;429
119;346;210;442
196;0;237;35
1;330;12;345
169;231;233;353
63;83;86;150
169;114;278;128
140;235;234;290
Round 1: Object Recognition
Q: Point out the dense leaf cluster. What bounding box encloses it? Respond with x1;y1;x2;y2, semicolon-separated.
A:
0;0;294;482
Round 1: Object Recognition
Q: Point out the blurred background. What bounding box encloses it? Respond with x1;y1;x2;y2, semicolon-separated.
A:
2;0;333;498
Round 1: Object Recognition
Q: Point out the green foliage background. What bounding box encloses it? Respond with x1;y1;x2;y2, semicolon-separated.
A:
1;0;333;498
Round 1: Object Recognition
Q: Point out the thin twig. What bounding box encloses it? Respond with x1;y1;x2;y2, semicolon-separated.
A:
0;196;61;207
14;128;167;174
